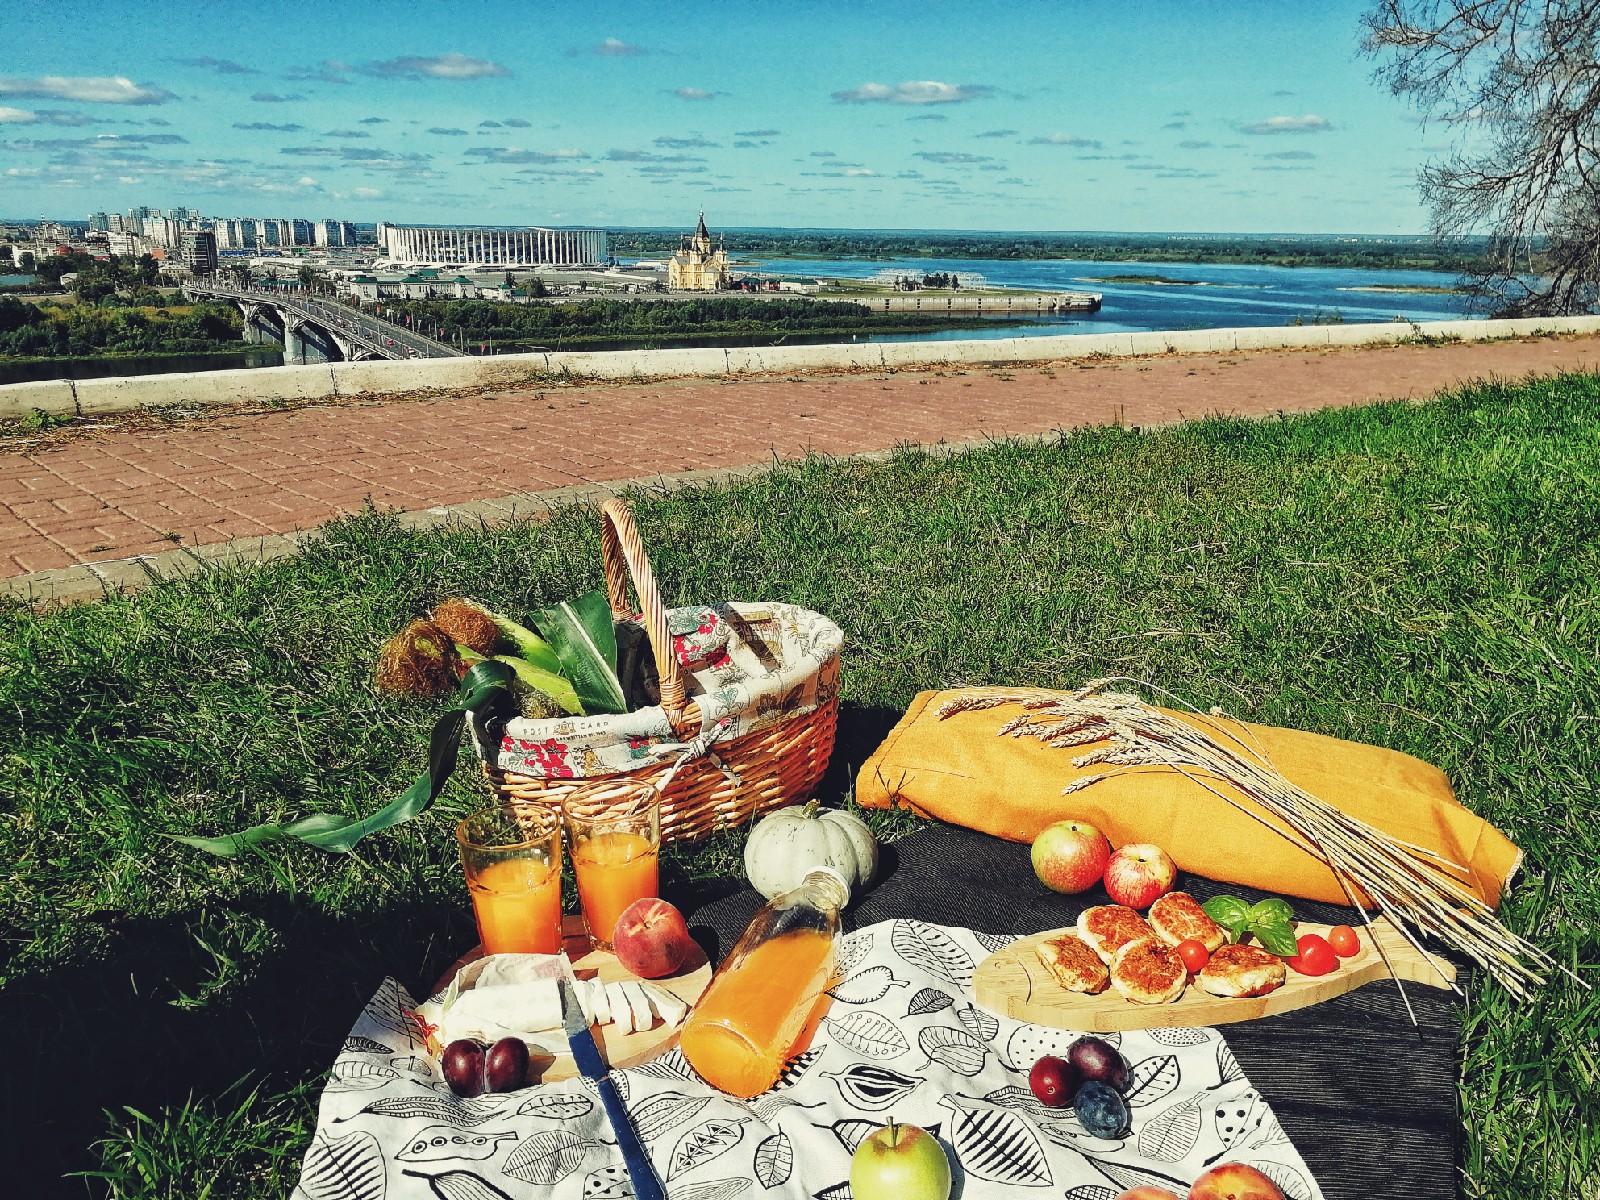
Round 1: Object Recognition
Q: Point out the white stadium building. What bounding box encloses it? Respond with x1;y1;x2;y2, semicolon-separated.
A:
376;223;607;267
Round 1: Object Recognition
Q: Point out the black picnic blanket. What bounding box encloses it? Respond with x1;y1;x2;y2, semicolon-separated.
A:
680;822;1462;1200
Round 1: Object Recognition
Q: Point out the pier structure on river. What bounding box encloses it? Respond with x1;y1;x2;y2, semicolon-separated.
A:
840;290;1103;315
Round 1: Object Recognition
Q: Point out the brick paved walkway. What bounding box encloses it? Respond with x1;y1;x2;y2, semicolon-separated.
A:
3;335;1598;581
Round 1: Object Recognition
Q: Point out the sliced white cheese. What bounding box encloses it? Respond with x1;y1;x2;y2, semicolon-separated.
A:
642;983;688;1027
606;981;635;1033
587;977;611;1025
621;981;655;1033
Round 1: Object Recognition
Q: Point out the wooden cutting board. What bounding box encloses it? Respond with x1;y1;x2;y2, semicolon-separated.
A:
973;918;1455;1032
432;914;712;1080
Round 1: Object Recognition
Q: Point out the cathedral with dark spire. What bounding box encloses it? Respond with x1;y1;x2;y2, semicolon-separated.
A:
668;211;730;290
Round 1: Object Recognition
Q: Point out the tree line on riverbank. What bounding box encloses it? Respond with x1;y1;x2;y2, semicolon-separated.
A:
0;297;242;359
607;230;1486;273
384;296;980;348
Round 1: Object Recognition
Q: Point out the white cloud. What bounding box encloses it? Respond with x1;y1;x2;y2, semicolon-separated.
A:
1238;114;1332;135
365;54;510;81
0;75;175;105
1030;133;1101;148
465;146;587;163
913;151;994;164
832;81;993;105
574;37;648;57
673;87;718;101
0;106;99;126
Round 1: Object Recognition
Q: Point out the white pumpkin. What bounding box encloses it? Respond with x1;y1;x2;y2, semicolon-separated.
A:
744;800;878;900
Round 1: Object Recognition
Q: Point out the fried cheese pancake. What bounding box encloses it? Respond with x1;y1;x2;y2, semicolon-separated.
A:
1077;904;1157;964
1034;932;1111;995
1108;937;1188;1004
1195;943;1287;998
1148;892;1227;952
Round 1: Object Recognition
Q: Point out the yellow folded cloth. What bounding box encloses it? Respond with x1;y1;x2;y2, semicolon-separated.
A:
857;688;1522;909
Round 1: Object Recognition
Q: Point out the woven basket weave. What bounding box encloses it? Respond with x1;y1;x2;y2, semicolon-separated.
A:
481;499;839;843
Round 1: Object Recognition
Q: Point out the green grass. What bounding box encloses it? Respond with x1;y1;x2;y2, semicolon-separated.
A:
3;373;1598;1197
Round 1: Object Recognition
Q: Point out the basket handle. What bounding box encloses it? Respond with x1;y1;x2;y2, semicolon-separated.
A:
599;499;694;728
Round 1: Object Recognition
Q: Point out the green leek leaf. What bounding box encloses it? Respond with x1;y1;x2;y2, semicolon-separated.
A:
534;589;628;716
169;660;516;856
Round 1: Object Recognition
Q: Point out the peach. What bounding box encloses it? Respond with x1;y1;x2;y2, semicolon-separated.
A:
1116;1188;1181;1200
1188;1162;1285;1200
612;897;693;979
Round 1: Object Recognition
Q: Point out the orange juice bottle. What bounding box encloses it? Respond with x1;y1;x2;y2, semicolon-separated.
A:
680;868;849;1098
573;830;661;948
467;856;563;955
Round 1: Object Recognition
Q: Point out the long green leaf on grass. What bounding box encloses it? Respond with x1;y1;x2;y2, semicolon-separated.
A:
169;661;517;856
534;589;628;716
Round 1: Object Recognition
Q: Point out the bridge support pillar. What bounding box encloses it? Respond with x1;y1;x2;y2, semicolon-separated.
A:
283;318;341;365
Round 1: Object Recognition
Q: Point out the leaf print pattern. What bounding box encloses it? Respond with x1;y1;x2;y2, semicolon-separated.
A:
299;921;1326;1200
891;920;974;988
581;1165;633;1199
1147;1026;1211;1047
835;930;873;975
824;1011;909;1060
818;1117;882;1154
823;1064;923;1111
301;1130;387;1200
918;1025;990;1076
675;1180;751;1200
1124;1054;1181;1108
515;1093;595;1121
905;987;955;1017
826;966;907;1005
972;929;1016;953
630;1093;709;1143
668;1118;746;1179
400;1168;514;1200
937;1096;1053;1186
753;1130;794;1189
955;1003;1000;1043
502;1131;593;1186
396;1127;516;1163
1137;1093;1205;1163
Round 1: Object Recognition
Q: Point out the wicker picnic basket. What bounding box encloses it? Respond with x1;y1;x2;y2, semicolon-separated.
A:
479;499;841;843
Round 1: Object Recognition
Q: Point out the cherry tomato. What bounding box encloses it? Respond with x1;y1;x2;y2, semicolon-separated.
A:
1327;924;1361;957
1028;1055;1076;1108
1286;933;1339;976
1174;939;1210;975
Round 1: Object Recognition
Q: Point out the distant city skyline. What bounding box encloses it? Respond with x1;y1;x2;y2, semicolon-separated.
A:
4;0;1453;234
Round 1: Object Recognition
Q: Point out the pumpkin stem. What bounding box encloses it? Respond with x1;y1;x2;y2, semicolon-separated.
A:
803;798;822;818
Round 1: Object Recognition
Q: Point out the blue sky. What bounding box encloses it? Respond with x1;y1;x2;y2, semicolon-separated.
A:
1;0;1446;233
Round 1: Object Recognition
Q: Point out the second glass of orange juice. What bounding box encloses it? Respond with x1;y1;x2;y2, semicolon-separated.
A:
564;781;662;951
457;802;564;955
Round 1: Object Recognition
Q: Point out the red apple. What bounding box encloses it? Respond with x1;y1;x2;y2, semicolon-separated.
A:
1103;842;1177;909
1117;1188;1182;1200
612;898;692;979
850;1121;951;1200
1031;820;1112;894
1188;1162;1285;1200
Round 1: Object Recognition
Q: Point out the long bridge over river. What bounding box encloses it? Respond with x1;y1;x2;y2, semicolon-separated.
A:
183;281;460;364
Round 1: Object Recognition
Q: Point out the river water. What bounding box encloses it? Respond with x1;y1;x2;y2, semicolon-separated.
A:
1;258;1473;380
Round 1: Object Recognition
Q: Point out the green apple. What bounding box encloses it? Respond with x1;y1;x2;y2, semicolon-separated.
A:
849;1121;951;1200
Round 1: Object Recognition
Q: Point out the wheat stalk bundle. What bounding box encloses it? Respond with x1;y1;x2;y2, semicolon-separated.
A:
937;679;1568;1007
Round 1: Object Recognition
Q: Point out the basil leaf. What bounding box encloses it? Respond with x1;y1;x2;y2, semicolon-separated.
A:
1251;916;1300;958
1202;895;1252;940
1248;898;1294;927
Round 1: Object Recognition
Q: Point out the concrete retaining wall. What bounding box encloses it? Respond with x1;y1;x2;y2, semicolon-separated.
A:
5;314;1599;420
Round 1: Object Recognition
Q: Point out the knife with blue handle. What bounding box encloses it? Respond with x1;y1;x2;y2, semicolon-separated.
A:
559;976;665;1200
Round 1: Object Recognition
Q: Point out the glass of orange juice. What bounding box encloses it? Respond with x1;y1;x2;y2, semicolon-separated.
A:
564;781;662;951
456;802;564;955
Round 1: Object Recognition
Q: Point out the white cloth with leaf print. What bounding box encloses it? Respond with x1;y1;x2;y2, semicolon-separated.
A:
294;922;1323;1200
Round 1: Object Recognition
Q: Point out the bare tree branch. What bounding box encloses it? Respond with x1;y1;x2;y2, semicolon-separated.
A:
1365;0;1600;314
